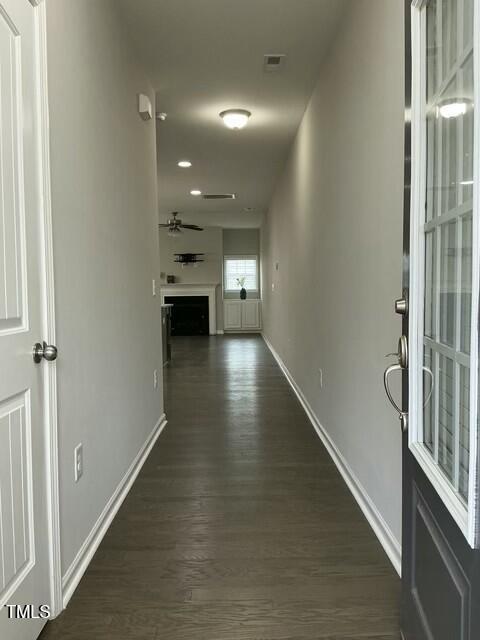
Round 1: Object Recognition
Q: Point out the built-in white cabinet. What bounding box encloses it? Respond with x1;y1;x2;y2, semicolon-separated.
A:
224;300;261;332
224;300;242;330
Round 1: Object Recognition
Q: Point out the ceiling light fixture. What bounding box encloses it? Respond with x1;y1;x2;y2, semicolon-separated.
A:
219;109;252;130
190;190;202;196
168;226;182;237
438;101;468;119
178;160;192;168
460;180;474;186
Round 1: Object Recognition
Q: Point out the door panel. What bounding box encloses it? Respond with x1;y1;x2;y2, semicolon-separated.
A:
0;5;25;330
241;300;261;329
410;485;470;640
0;1;51;639
0;395;33;593
224;301;242;330
399;1;480;638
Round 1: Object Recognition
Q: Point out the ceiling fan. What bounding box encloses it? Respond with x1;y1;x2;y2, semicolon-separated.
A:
159;211;203;236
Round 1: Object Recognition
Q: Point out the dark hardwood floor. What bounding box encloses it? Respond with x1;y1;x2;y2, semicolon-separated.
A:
40;335;400;639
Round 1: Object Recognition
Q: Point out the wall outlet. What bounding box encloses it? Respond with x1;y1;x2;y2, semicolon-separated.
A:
318;368;323;389
153;369;158;390
74;444;83;482
152;279;157;296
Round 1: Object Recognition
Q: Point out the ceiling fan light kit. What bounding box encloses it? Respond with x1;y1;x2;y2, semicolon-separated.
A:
159;211;204;235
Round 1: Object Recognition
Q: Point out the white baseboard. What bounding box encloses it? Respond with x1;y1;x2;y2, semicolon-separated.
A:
262;334;402;576
61;413;168;607
216;329;225;335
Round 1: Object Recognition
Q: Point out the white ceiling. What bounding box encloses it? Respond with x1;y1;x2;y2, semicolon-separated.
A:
119;0;346;228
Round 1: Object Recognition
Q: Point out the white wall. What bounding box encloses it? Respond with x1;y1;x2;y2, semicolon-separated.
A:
46;0;163;580
261;0;404;554
223;228;260;255
158;226;224;329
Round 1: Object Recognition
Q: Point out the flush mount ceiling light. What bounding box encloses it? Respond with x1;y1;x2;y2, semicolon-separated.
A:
190;189;202;196
438;100;468;119
219;109;251;130
178;160;192;168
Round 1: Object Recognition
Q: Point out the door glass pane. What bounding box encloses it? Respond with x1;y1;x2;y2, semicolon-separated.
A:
461;54;474;204
438;355;455;482
441;0;457;79
459;366;470;501
463;0;474;51
421;0;474;505
423;348;435;452
460;214;472;354
439;221;456;347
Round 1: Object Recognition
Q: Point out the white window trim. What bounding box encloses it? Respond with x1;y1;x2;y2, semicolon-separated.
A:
223;254;260;293
409;1;480;547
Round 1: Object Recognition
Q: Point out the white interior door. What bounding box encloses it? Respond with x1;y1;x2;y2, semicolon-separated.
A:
0;1;52;638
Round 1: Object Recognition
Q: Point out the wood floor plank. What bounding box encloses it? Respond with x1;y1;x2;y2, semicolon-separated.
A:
40;335;400;639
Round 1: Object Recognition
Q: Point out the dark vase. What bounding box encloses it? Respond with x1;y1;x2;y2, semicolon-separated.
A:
240;288;247;300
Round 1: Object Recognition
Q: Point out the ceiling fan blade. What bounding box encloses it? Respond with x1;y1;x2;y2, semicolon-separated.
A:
158;223;171;227
180;224;204;231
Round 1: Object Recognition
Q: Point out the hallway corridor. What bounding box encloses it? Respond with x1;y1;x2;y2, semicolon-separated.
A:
41;336;400;639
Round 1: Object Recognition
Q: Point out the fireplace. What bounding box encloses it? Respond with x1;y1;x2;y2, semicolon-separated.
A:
160;285;218;335
164;296;209;336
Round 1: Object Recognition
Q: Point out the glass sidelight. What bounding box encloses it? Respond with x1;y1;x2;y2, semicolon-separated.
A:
409;0;479;543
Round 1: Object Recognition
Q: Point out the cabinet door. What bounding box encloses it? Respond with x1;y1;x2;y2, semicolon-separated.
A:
241;301;261;329
224;301;242;329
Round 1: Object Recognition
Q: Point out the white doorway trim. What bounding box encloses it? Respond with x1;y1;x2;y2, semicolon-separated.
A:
33;0;63;618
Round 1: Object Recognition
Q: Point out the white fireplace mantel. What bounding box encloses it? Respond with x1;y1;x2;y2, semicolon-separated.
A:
160;284;219;335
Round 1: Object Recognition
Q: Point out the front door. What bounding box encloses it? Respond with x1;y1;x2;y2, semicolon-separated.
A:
384;0;480;638
0;1;53;639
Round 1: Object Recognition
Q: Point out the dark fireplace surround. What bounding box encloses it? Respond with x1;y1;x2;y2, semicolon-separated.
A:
164;296;209;336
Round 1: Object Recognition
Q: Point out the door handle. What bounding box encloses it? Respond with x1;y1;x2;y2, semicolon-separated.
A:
33;341;58;363
384;335;408;432
384;364;408;432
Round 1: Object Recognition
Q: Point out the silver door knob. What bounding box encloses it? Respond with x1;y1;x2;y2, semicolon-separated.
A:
33;341;58;363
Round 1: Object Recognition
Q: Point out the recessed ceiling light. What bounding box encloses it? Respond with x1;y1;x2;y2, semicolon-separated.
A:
178;160;192;168
190;189;202;196
219;109;251;130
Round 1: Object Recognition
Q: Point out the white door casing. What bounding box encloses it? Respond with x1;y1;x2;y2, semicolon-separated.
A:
0;1;58;638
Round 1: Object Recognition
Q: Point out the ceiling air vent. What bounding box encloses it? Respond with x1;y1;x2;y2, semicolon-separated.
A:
202;193;236;200
264;53;286;72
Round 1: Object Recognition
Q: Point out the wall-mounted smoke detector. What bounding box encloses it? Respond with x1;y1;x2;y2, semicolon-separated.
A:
202;193;236;200
264;54;286;72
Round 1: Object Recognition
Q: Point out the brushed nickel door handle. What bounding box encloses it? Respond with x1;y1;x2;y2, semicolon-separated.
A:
384;363;404;416
33;341;58;363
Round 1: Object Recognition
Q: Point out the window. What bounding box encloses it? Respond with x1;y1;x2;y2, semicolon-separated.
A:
224;256;258;291
409;0;479;543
